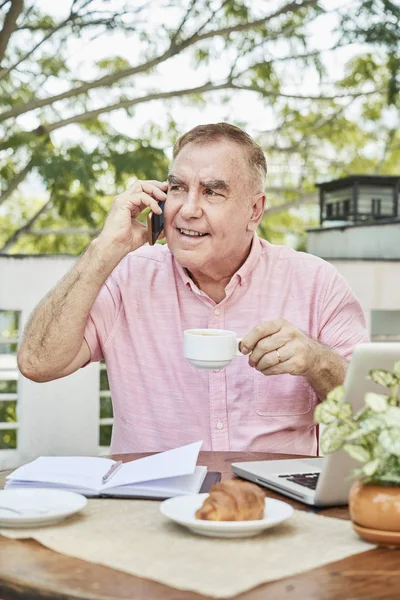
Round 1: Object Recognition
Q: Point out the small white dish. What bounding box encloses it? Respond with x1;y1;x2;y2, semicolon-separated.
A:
0;488;87;528
160;493;293;538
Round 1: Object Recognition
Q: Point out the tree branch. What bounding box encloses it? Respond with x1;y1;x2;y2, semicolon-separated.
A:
0;80;382;151
0;0;97;80
0;0;320;122
0;198;52;252
0;13;77;81
170;0;197;45
0;0;23;64
0;81;233;148
0;157;34;206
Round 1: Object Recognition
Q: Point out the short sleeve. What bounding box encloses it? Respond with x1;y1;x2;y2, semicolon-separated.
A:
84;274;122;363
318;265;369;360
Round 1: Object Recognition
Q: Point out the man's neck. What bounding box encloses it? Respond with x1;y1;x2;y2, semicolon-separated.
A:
189;278;228;304
187;239;253;304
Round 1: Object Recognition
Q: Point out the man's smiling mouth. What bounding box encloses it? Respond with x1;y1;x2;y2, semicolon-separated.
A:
178;228;209;237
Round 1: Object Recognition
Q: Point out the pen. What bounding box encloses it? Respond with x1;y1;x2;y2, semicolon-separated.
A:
102;460;123;484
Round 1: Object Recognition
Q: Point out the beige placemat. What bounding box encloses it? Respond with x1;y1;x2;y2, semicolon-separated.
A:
0;499;374;598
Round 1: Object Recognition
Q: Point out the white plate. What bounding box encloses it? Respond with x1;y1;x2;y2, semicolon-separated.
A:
0;488;87;528
160;493;293;538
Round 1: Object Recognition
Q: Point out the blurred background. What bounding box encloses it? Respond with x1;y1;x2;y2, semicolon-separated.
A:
0;0;399;458
0;0;399;254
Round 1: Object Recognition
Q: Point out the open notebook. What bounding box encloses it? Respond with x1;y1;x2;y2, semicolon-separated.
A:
5;441;212;499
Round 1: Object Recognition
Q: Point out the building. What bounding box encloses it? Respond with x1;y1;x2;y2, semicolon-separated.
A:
307;175;400;341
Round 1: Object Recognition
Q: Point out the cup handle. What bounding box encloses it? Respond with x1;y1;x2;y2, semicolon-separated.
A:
236;337;244;356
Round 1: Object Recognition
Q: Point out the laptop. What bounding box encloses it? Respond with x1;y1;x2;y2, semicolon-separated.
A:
232;343;400;506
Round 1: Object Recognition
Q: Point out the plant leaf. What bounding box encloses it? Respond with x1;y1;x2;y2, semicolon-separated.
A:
360;458;380;476
320;422;353;454
365;392;388;413
346;428;368;441
314;400;340;425
372;472;400;485
343;444;371;463
337;402;353;420
384;407;400;427
369;369;398;388
379;428;400;456
326;385;345;403
360;414;386;432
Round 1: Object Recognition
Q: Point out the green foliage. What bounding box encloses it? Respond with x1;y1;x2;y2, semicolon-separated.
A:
100;397;113;420
0;0;399;254
0;401;17;424
315;361;400;485
339;0;400;104
0;430;17;450
96;56;132;74
99;425;112;447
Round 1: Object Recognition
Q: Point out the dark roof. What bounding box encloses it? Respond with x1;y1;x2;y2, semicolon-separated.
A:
316;175;400;191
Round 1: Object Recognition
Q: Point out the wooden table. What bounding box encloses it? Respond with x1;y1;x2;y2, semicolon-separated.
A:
0;451;399;600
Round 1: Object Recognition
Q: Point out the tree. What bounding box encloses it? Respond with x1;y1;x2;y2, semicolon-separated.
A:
0;0;399;253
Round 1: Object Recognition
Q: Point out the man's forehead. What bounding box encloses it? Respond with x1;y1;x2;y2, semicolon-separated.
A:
171;142;246;183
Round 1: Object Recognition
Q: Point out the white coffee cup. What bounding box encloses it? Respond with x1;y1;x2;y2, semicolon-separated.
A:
183;328;244;370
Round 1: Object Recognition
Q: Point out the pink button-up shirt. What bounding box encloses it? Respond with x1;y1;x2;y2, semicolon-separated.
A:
84;235;368;455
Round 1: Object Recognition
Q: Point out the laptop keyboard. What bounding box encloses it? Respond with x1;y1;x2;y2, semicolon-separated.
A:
278;472;320;490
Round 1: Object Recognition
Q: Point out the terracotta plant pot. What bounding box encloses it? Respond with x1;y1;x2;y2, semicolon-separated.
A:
349;480;400;546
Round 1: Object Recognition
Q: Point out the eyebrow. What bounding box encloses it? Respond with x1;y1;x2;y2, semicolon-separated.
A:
168;174;230;192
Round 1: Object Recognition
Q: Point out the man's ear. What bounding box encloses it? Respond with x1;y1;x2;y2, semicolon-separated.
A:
246;193;266;232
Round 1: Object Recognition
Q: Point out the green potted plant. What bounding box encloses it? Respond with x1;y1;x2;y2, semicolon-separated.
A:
315;360;400;545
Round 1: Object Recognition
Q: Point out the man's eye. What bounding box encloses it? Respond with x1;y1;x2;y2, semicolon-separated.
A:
169;185;182;191
205;189;218;197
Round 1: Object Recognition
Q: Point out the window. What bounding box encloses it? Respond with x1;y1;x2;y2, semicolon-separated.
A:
99;362;113;447
0;310;19;450
371;311;400;342
371;198;382;217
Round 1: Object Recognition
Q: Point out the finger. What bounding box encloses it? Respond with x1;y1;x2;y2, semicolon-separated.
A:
141;182;168;201
247;332;287;367
240;320;284;355
260;357;295;376
252;345;289;372
125;192;162;215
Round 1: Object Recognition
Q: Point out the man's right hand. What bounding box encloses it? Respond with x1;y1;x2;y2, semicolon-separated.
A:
98;180;168;255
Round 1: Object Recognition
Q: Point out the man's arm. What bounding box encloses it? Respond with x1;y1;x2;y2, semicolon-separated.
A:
297;338;348;400
17;181;167;382
18;239;125;382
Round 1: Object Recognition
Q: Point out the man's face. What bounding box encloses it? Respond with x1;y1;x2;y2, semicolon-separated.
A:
164;141;263;280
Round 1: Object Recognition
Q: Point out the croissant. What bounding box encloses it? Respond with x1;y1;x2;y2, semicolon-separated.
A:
195;479;265;521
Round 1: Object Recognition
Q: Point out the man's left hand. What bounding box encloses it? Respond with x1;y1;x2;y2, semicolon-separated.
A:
240;319;320;378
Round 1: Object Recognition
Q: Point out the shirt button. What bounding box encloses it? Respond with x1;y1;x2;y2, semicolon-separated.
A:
214;308;220;316
216;421;223;430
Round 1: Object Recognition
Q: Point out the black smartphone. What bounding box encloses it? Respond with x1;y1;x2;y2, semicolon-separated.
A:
147;201;165;245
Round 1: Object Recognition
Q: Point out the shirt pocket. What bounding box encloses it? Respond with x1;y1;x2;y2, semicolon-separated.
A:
254;371;313;417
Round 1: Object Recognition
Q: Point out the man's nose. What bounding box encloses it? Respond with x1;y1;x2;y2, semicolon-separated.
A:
179;192;203;219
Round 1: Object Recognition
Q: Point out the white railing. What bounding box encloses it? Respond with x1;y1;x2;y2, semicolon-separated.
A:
0;255;104;469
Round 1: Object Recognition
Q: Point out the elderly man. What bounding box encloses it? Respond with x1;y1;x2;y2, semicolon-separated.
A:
18;123;368;455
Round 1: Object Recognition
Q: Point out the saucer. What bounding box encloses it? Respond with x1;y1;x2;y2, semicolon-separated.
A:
160;493;293;538
352;522;400;547
0;488;87;528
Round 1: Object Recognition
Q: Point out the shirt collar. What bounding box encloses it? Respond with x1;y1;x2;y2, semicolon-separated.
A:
171;233;263;295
